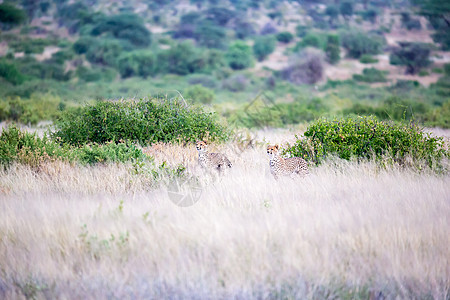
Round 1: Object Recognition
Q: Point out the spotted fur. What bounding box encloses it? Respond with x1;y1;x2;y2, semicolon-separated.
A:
196;141;232;173
267;144;309;179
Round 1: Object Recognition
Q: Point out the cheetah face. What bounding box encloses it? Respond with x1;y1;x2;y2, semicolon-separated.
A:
267;145;279;158
196;141;207;152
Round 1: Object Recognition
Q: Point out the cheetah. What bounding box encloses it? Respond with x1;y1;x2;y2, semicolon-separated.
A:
267;144;309;179
196;141;232;173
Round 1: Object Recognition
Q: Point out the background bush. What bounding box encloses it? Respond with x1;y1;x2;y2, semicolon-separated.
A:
253;35;276;61
52;98;229;146
284;116;448;169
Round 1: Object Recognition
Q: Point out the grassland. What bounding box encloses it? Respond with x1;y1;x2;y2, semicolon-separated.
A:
0;129;449;299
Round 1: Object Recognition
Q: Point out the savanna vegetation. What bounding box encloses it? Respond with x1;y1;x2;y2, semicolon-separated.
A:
0;0;449;298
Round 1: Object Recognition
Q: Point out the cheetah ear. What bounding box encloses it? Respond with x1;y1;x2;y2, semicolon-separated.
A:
275;144;279;149
203;140;207;145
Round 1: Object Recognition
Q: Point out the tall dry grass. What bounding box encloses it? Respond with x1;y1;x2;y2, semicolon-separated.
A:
0;133;449;299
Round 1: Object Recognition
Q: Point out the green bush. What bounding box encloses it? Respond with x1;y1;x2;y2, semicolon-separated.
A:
184;84;215;104
0;126;148;167
353;68;388;82
340;30;384;58
253;35;276;61
390;42;431;74
284;116;448;169
276;31;294;43
8;38;54;54
194;20;227;49
226;41;253;70
295;32;327;50
52;98;229;146
0;3;26;28
325;34;340;64
76;66;117;82
117;50;156;78
156;41;204;75
0;126;73;168
0;95;63;125
90;13;152;47
0;60;26;85
74;141;146;165
359;54;378;64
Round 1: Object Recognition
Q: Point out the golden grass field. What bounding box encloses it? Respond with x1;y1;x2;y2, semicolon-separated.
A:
0;129;449;299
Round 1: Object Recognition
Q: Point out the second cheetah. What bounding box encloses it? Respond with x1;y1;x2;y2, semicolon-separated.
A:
267;144;309;179
196;141;232;173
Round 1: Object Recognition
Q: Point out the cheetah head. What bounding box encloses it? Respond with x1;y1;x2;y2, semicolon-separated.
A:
267;144;280;158
196;141;208;152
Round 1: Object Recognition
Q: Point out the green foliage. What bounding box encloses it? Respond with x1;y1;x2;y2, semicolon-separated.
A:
0;95;65;125
8;37;54;54
184;84;215;104
325;5;339;27
0;60;26;85
340;30;384;58
86;38;129;67
295;32;327;50
253;35;276;61
276;31;294;43
74;141;146;165
284;116;448;169
295;25;308;37
325;34;340;64
0;126;148;167
117;50;155;78
390;42;431;74
222;74;248;92
424;100;450;128
157;41;205;75
353;68;388;82
90;13;152;47
359;54;378;64
0;126;73;168
226;41;254;70
0;3;26;28
339;1;354;20
360;8;378;23
52;98;229;146
76;66;117;82
194;20;227;49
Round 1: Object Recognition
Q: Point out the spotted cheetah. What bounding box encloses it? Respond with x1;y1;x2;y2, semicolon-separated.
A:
196;141;232;173
267;144;309;179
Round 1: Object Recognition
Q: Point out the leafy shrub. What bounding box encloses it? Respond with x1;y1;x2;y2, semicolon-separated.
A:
76;66;117;82
295;32;327;50
390;42;431;74
339;1;353;21
226;41;254;70
284;116;448;169
74;142;146;165
0;60;26;85
424;101;450;128
73;36;96;54
276;31;294;43
8;38;54;54
325;34;340;64
281;49;324;85
353;68;388;82
295;25;308;37
184;84;215;104
253;35;276;61
117;50;155;78
0;95;64;124
0;126;73;168
90;13;152;47
418;70;429;76
0;3;26;28
85;38;125;67
194;20;227;49
52;98;229;146
157;41;205;75
233;18;256;39
340;30;384;58
360;8;378;24
401;13;422;30
359;54;378;64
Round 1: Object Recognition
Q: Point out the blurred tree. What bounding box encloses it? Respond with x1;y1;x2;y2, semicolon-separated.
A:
276;31;294;43
253;35;276;61
412;0;450;50
325;5;339;27
194;20;227;49
325;34;340;64
185;84;215;104
340;1;353;22
340;30;383;58
226;41;253;70
390;42;431;75
0;3;26;29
